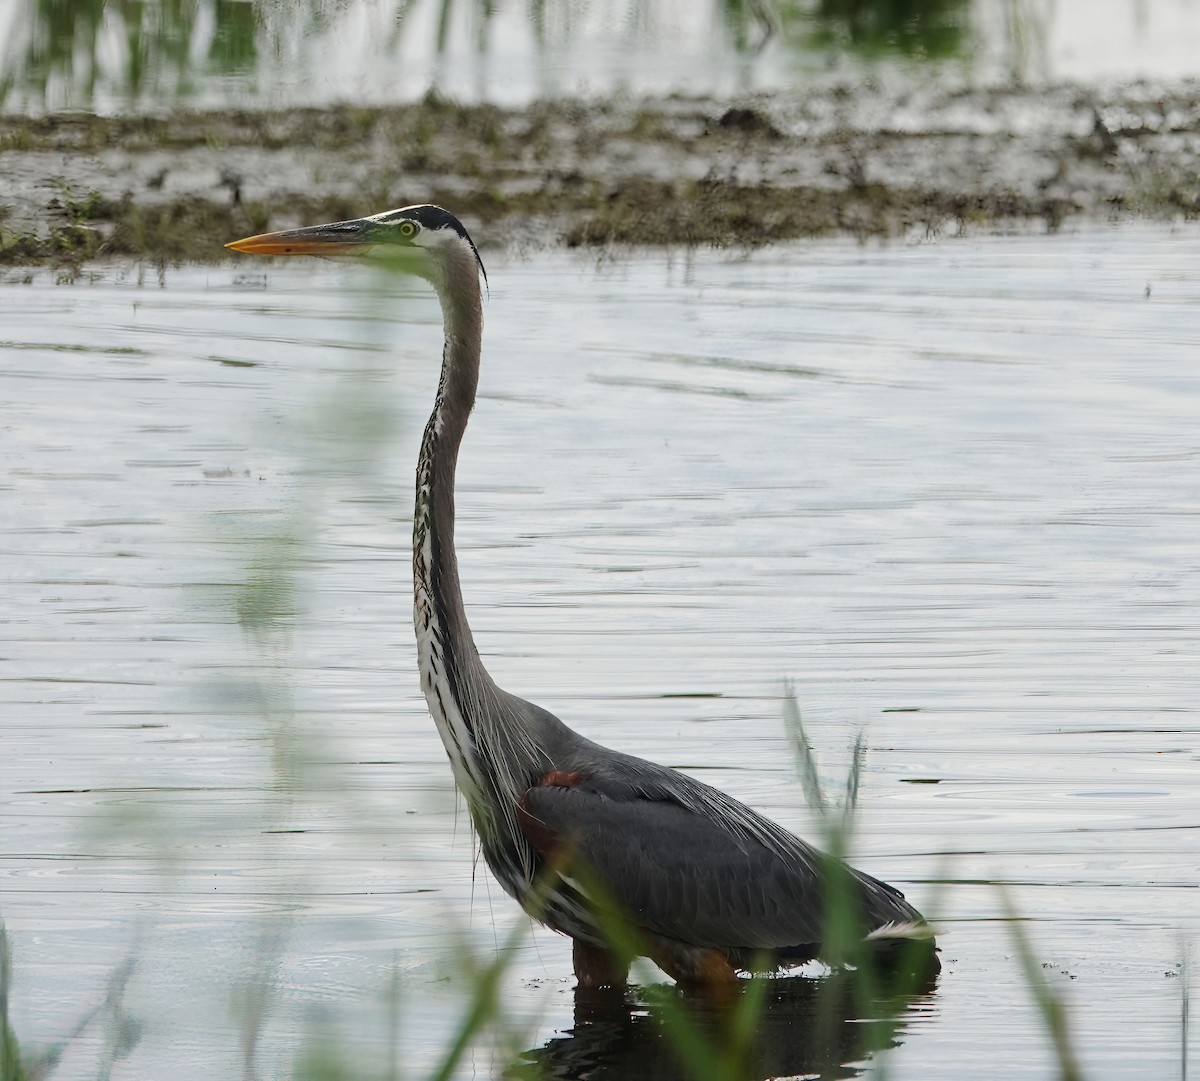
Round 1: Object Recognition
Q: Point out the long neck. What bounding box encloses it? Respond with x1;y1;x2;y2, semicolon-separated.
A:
413;262;485;684
411;249;563;893
412;252;509;813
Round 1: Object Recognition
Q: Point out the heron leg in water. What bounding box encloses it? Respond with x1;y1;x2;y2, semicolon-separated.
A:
572;941;631;989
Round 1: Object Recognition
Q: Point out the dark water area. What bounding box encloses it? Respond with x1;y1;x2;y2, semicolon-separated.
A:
1;224;1197;1077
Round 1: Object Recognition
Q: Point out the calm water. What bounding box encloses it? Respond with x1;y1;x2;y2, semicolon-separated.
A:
2;225;1198;1078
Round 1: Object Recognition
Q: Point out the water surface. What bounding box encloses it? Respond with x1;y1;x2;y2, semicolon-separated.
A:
2;225;1198;1077
3;0;1200;113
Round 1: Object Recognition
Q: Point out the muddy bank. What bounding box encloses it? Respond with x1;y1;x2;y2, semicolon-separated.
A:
2;81;1200;266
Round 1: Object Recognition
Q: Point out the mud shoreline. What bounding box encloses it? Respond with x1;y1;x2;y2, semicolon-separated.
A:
2;80;1199;267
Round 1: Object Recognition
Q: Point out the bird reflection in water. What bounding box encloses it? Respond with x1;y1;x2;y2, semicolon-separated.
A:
510;965;940;1081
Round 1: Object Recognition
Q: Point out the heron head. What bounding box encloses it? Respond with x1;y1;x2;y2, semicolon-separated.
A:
227;204;486;290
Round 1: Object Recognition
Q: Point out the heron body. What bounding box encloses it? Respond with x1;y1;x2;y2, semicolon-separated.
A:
228;205;936;987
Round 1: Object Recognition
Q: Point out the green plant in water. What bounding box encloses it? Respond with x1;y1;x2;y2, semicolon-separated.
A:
781;687;944;1079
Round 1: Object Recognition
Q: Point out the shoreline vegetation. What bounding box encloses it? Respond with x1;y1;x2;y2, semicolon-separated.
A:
2;79;1200;268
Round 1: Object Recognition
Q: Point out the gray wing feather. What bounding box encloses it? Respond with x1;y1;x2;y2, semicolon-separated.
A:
522;770;919;952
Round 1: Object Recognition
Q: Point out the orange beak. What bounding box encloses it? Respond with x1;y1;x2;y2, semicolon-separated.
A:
226;217;376;256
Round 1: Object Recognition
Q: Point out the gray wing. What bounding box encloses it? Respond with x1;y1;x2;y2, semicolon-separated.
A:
520;771;919;953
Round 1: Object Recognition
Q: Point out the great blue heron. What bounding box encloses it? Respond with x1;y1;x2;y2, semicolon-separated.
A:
227;205;936;988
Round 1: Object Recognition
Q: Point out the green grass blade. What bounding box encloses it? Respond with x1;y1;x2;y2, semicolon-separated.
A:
998;887;1085;1081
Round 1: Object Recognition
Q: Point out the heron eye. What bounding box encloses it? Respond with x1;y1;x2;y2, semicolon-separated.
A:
398;221;419;239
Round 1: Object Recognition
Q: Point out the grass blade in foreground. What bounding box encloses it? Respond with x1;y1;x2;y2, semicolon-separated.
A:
999;887;1085;1081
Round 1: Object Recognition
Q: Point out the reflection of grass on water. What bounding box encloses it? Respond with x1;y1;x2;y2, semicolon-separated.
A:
807;0;968;59
2;0;1037;110
0;0;262;108
722;0;969;59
